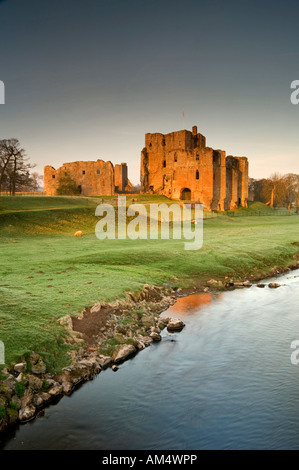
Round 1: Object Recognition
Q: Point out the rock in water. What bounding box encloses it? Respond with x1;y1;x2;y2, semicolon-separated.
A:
19;405;36;422
150;332;162;342
113;344;136;363
167;318;185;332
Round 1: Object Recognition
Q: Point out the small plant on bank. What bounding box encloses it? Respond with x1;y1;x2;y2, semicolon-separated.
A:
8;401;20;411
126;338;139;347
0;406;6;419
15;379;27;398
135;309;145;320
99;337;122;357
42;379;50;392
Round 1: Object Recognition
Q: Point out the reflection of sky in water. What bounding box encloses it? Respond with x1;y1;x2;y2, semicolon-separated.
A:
162;292;222;317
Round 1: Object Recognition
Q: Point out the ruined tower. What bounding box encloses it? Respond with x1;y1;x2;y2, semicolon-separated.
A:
140;126;248;211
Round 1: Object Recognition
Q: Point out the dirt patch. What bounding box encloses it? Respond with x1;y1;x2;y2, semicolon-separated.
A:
71;306;113;346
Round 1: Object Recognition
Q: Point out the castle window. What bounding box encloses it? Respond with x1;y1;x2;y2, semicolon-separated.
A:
174;153;177;162
149;143;152;148
52;175;55;179
196;170;199;180
162;138;166;146
163;160;166;168
97;169;101;175
82;170;86;175
196;153;199;160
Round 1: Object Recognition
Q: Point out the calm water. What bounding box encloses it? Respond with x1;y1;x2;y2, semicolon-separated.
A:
1;270;299;450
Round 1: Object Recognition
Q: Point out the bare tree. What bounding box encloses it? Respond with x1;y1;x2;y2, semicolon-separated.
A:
0;139;35;195
283;173;299;212
252;173;299;210
0;139;16;192
260;173;287;208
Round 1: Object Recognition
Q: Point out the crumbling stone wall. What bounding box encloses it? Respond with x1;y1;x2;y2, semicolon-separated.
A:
44;160;115;196
225;156;248;209
114;163;132;193
140;126;249;211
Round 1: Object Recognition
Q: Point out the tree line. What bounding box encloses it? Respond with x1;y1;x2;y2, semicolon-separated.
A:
0;138;42;194
249;173;299;211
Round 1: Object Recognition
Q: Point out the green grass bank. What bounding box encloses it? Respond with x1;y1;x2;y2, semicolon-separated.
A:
0;196;298;371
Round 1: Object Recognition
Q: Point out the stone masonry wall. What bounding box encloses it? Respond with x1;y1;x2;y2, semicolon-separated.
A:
44;160;115;196
140;126;249;211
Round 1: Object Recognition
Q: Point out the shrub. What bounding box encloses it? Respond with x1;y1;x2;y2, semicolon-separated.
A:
56;175;81;196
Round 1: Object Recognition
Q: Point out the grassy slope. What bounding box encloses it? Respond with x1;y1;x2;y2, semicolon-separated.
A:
0;196;298;370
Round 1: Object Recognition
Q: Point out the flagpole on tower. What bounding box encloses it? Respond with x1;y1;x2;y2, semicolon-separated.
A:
183;108;185;130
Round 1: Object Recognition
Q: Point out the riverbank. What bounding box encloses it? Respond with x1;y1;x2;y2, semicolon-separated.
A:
1;196;299;433
4;268;299;450
1;256;299;434
0;283;185;432
1;198;299;366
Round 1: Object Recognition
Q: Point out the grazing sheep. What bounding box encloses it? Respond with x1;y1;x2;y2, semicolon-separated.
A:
74;231;83;237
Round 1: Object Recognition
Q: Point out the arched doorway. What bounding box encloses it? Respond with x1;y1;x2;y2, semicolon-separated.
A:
181;188;191;200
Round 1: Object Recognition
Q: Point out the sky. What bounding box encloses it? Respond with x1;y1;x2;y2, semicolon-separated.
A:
0;0;298;184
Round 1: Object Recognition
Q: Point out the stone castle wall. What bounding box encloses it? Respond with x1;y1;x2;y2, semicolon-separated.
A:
114;163;132;193
44;160;130;197
140;126;249;211
44;126;249;210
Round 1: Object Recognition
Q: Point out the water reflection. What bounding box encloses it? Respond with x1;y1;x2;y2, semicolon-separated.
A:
162;292;223;317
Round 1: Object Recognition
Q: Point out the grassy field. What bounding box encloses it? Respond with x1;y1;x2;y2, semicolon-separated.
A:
0;195;298;371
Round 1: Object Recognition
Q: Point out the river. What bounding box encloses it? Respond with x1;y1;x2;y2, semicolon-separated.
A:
1;269;299;450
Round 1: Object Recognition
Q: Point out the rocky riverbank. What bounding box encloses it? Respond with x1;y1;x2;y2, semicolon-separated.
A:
1;258;298;435
0;283;185;433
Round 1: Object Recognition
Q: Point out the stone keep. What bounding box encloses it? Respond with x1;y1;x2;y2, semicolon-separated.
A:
140;125;248;211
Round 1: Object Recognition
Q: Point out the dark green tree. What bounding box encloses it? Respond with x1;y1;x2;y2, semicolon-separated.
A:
56;174;81;195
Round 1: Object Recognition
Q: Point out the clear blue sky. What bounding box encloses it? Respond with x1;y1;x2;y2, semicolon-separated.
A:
0;0;298;184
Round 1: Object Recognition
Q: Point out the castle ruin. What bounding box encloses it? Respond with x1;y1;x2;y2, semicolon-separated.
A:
44;160;131;196
140;126;249;211
44;125;249;210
